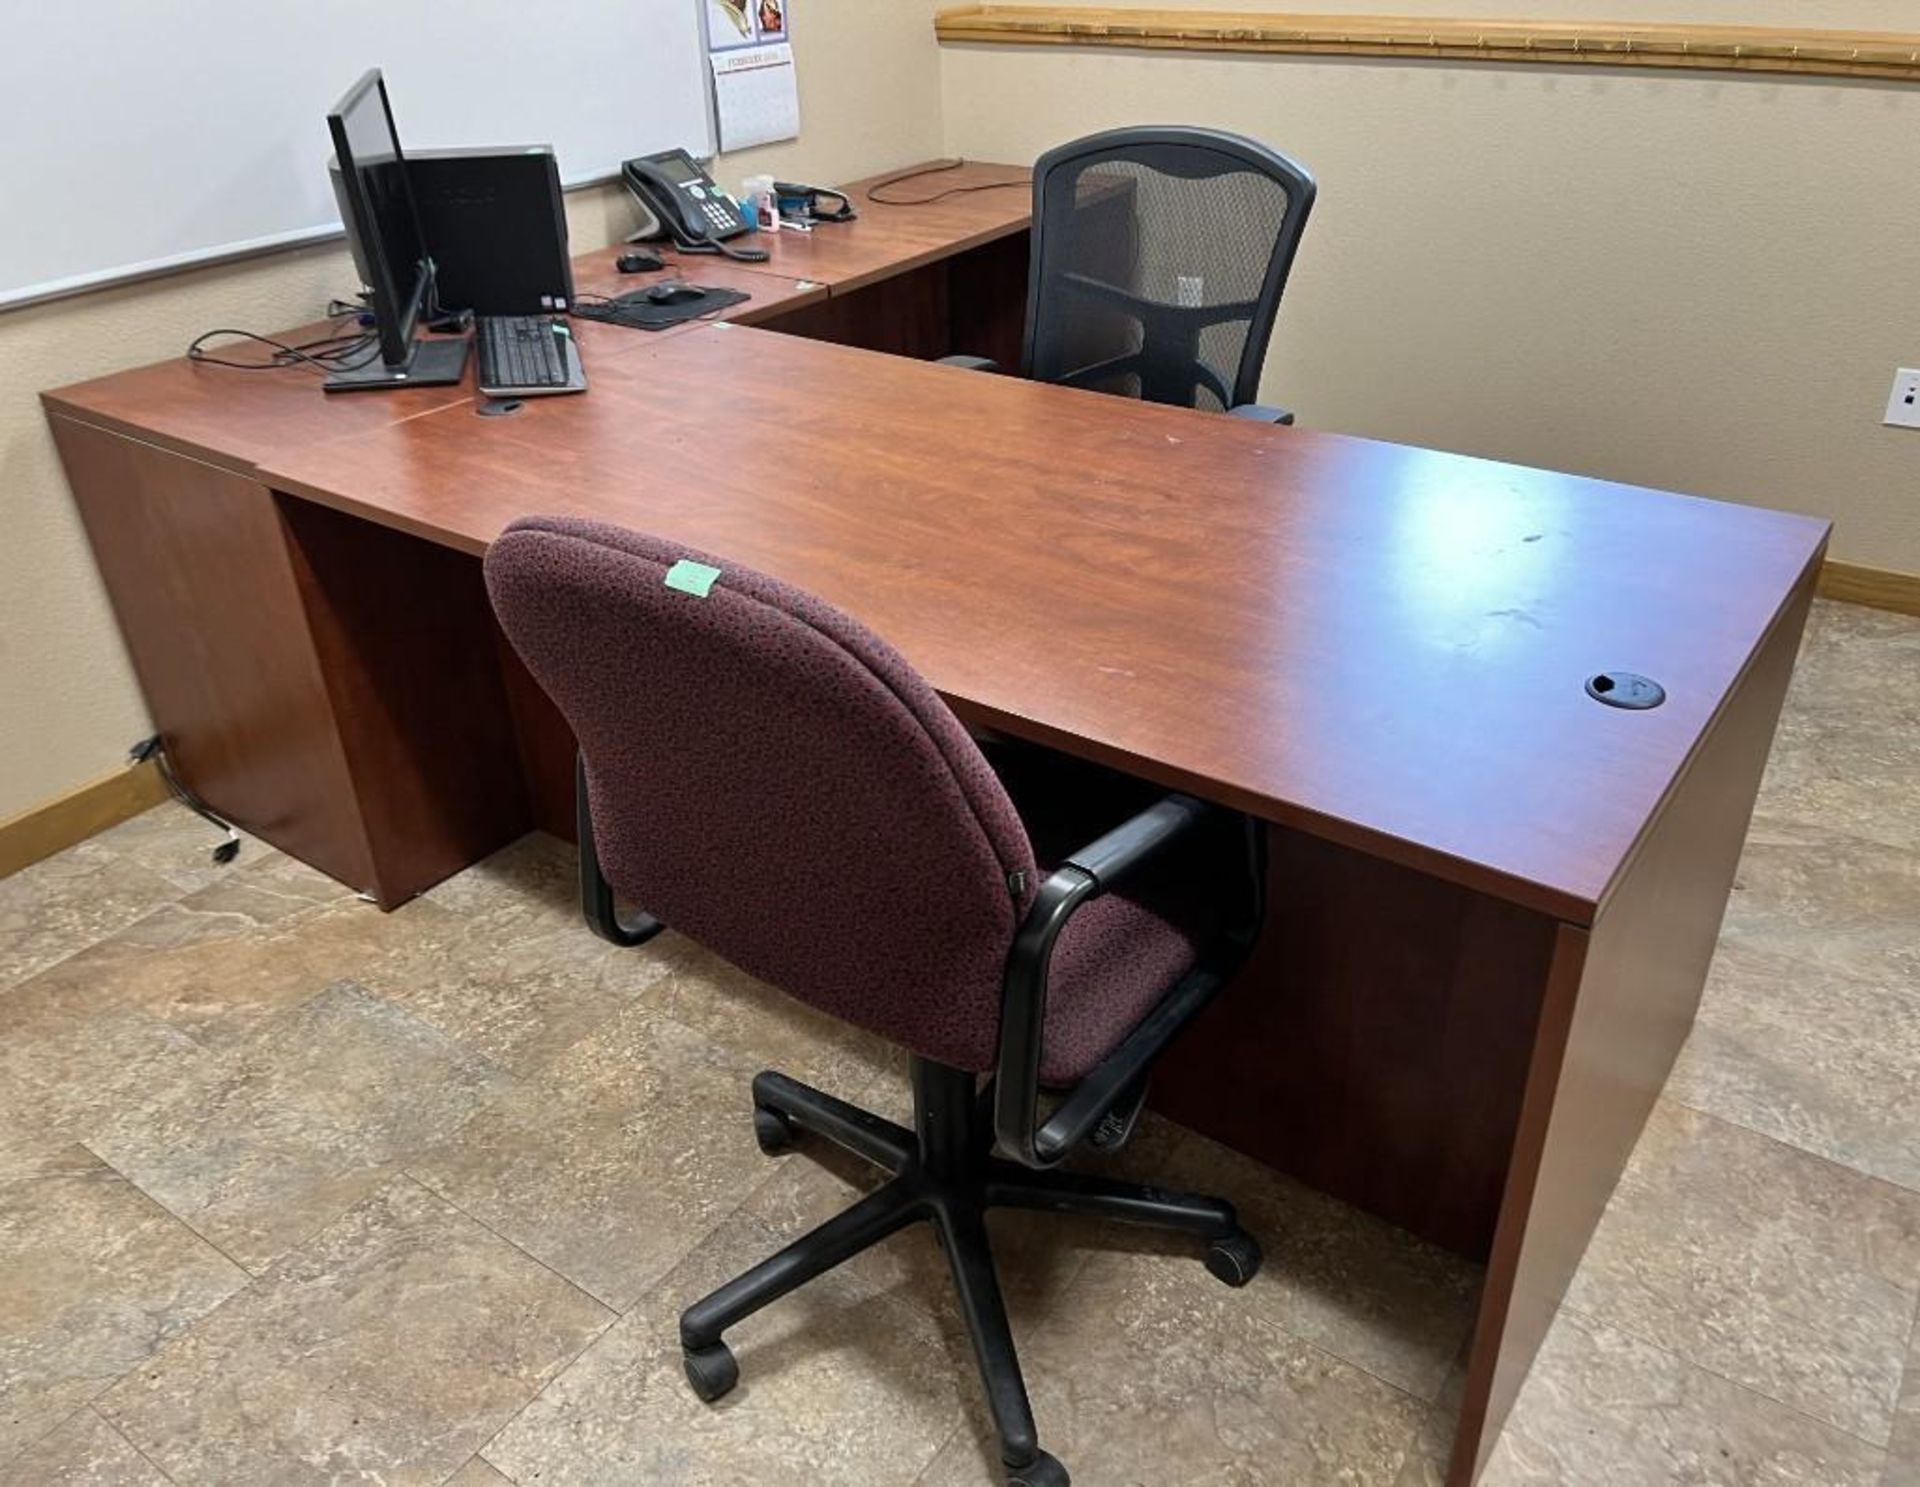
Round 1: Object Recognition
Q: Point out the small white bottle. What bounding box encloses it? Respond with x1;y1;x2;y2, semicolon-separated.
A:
740;174;779;231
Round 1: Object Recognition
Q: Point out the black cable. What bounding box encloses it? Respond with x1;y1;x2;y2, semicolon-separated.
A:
185;317;380;374
128;736;240;864
677;235;771;264
864;158;1031;206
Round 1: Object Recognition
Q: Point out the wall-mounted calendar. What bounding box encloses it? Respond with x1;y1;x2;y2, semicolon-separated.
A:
704;0;800;152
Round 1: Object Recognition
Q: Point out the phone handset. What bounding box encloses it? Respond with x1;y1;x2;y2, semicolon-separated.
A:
620;150;770;264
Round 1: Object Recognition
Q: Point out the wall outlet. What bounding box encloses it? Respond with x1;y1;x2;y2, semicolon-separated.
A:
1887;368;1920;430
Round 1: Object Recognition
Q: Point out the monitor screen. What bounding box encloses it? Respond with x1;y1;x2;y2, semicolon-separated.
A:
327;71;429;364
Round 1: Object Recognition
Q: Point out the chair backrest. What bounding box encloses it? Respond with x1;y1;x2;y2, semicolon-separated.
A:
1022;126;1316;413
485;516;1040;1074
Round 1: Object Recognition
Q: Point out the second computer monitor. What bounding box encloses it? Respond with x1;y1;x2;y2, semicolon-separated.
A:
323;68;466;391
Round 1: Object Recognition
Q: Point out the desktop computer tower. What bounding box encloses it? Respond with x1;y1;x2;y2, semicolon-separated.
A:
331;146;574;315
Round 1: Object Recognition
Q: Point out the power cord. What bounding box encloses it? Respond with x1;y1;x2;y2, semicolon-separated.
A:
128;736;240;864
864;159;1031;206
185;314;380;374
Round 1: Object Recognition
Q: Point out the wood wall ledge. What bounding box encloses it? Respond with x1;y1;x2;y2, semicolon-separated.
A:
934;6;1920;81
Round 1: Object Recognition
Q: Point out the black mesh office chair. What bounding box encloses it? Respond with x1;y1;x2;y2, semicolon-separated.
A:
948;126;1317;422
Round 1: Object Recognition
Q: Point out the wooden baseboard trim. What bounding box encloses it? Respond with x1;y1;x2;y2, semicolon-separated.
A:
0;759;169;880
934;6;1920;83
1817;559;1920;618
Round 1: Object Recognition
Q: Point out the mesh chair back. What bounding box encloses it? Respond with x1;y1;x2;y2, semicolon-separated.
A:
485;516;1040;1073
1023;127;1316;412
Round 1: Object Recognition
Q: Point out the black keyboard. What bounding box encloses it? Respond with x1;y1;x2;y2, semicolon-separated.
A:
476;315;574;391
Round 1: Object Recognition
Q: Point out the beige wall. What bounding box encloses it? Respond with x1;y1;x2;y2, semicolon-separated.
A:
939;2;1920;573
0;0;946;822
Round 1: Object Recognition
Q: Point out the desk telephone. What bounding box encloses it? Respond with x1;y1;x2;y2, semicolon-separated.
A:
621;149;769;263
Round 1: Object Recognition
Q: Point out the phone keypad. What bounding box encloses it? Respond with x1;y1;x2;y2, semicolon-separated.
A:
704;200;735;231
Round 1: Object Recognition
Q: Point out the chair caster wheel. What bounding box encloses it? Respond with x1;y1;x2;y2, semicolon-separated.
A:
1006;1449;1070;1486
753;1105;796;1154
1205;1230;1262;1287
682;1341;739;1402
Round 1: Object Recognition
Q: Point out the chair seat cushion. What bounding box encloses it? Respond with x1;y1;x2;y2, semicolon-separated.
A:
987;742;1229;1086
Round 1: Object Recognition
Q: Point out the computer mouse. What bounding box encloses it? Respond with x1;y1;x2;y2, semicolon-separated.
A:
645;282;706;306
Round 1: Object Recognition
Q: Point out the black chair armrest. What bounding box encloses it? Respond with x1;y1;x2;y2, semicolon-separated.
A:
937;354;1000;373
1063;793;1212;888
994;791;1229;1169
577;752;666;948
1228;402;1294;425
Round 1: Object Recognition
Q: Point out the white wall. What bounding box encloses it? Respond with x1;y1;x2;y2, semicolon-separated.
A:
0;0;948;822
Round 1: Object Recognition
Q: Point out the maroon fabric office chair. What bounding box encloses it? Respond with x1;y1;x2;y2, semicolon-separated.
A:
486;515;1267;1487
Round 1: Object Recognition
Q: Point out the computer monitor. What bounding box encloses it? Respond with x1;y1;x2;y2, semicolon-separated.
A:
323;69;467;392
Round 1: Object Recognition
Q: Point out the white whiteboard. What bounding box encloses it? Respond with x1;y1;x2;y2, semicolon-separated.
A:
0;1;714;309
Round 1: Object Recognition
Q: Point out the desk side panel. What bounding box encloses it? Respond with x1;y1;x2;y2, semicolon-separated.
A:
274;495;533;906
496;635;579;843
47;415;378;890
1154;827;1561;1258
764;260;955;359
1450;571;1816;1483
945;229;1031;369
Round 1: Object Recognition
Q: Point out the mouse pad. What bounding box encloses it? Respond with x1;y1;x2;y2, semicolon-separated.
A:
572;285;750;331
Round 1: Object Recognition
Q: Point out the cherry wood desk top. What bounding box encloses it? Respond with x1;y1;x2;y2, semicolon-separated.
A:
41;160;1018;473
660;160;1034;294
257;325;1828;923
42;258;826;475
42;319;475;477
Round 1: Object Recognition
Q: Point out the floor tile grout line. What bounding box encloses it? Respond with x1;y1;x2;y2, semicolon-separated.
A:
55;1142;296;1466
59;963;553;1287
448;1455;514;1486
396;1153;832;1468
397;1072;803;1319
74;1135;258;1277
451;1136;949;1480
75;1127;352;1284
62;1161;600;1476
0;882;195;999
1558;1299;1896;1454
0;1392;115;1476
444;1163;780;1477
1897;1288;1920;1455
908;1420;968;1484
0;1395;182;1485
1645;1093;1920;1223
460;1283;620;1485
1660;1083;1920;1203
395;1170;624;1323
91;1404;183;1485
1730;806;1920;877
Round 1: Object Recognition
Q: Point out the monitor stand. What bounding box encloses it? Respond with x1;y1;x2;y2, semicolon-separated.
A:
323;336;469;393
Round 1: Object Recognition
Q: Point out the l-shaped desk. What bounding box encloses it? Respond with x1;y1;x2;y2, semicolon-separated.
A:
44;161;1827;1484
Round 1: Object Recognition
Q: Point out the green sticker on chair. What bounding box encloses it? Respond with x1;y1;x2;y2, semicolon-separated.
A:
664;559;722;598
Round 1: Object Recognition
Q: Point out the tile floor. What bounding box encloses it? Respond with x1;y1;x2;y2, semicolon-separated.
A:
0;597;1914;1486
